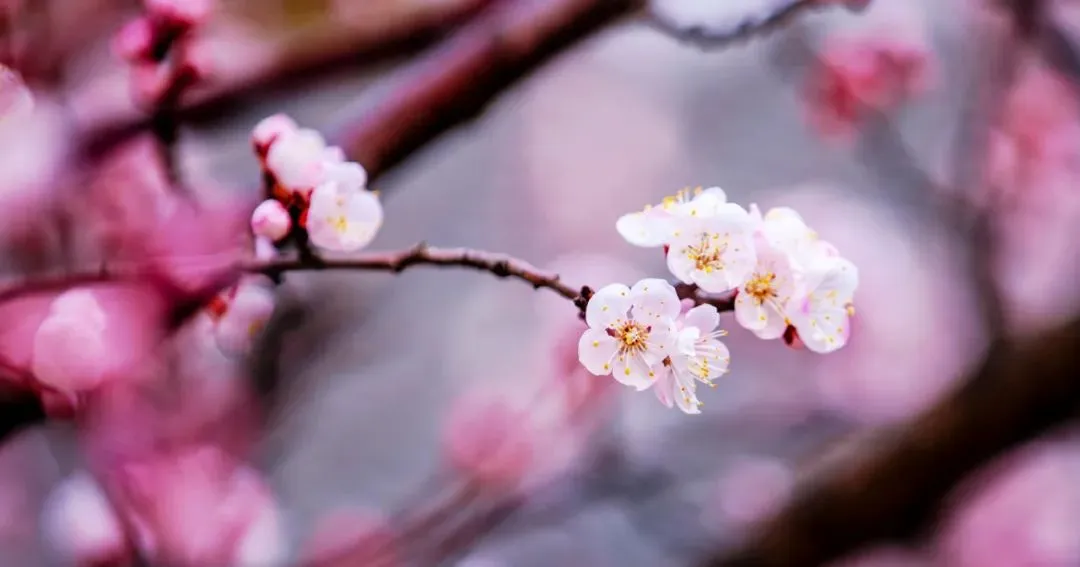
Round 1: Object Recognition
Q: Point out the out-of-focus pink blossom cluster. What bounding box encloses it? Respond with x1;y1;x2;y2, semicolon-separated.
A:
250;114;384;255
579;187;858;414
112;0;215;107
805;0;934;140
44;448;284;567
986;59;1080;204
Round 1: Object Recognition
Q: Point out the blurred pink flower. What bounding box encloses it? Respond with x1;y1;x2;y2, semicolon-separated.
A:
211;276;277;356
300;508;400;567
806;3;933;141
32;290;111;393
144;196;249;296
43;472;133;567
112;18;154;64
117;446;283;567
985;61;1080;204
21;285;165;405
145;0;215;29
443;394;535;493
706;455;793;529
938;438;1080;567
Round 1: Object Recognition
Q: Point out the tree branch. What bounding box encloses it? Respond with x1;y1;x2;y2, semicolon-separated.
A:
643;0;857;50
700;313;1080;567
330;0;643;181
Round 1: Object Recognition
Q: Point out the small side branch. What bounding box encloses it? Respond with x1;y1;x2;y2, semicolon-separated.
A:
253;243;592;310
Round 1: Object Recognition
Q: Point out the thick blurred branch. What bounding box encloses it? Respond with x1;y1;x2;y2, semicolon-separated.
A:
333;0;642;180
703;316;1080;567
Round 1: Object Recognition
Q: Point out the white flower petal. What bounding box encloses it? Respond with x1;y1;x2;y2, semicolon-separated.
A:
665;242;698;284
734;293;770;331
643;321;677;364
616;211;670;247
753;302;789;340
265;128;328;191
693;338;730;381
682;304;720;334
675;326;701;357
672;374;701;415
630;278;680;322
654;371;675;408
791;304;851;354
323;160;367;190
307;183;383;253
585;283;632;329
610;353;656;391
577;328;618;375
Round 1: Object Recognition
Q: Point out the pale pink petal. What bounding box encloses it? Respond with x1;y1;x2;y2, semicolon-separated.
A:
630;278;681;322
577;328;618;376
584;283;632;329
610;352;655;391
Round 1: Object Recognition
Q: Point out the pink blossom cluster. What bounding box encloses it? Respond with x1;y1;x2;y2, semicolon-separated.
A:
112;0;215;107
250;114;384;255
577;188;859;414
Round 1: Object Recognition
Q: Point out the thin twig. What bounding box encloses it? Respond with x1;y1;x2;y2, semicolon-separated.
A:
0;244;736;327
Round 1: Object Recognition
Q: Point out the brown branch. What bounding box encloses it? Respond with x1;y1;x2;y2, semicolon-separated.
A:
0;245;736;329
700;317;1080;567
643;0;859;50
332;0;643;180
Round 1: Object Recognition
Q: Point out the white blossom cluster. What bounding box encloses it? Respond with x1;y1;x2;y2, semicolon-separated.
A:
249;114;383;254
580;187;859;414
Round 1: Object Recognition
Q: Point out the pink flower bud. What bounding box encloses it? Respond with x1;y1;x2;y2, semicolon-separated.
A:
251;114;297;155
145;0;214;29
250;199;291;241
112;17;154;63
43;473;131;567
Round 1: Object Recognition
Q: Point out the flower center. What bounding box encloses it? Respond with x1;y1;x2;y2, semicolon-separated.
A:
328;215;349;234
744;272;778;305
608;320;651;355
685;233;726;273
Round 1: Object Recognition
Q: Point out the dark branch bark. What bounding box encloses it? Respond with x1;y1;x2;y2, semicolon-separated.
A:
701;315;1080;567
